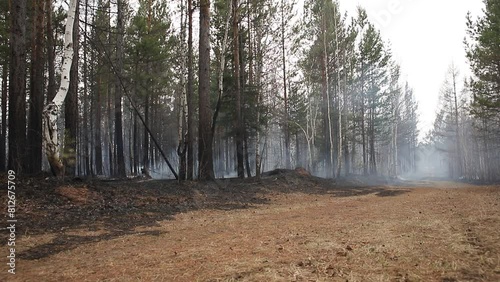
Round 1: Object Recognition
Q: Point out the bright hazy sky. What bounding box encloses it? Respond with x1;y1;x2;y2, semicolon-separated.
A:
337;0;485;139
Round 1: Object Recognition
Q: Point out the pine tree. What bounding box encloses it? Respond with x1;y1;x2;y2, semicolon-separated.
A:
0;0;10;171
465;0;500;180
8;0;27;173
114;0;127;177
198;0;215;180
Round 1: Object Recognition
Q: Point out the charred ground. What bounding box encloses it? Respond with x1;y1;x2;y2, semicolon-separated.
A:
1;170;499;281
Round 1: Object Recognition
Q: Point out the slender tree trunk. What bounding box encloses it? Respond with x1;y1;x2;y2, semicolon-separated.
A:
82;0;90;175
94;75;103;175
186;0;195;180
198;0;214;180
46;0;56;102
177;0;187;180
451;67;462;178
334;9;342;178
233;0;244;178
281;0;290;169
244;131;252;177
369;106;376;174
143;92;149;172
212;0;232;154
42;0;77;176
295;133;300;167
321;11;334;177
106;88;113;176
114;0;126;177
8;0;27;173
255;25;262;178
361;74;367;175
65;1;79;176
133;110;138;174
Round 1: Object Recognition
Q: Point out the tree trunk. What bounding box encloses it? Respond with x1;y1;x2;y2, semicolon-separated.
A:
27;0;45;174
244;130;252;177
321;12;333;177
334;9;342;178
451;66;462;178
46;0;56;102
94;75;103;175
281;0;291;169
255;14;263;178
65;1;79;176
198;0;214;180
369;107;376;174
82;0;90;175
186;0;195;180
143;92;149;171
361;74;367;175
114;0;126;177
232;0;244;178
8;0;27;173
42;0;78;177
177;0;187;180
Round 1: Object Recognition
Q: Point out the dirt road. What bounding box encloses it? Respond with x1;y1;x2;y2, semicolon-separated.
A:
1;175;499;281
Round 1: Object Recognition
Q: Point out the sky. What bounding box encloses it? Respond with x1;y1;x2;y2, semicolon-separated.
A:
337;0;485;139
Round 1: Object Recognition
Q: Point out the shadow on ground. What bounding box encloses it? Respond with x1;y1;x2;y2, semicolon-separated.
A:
4;169;412;260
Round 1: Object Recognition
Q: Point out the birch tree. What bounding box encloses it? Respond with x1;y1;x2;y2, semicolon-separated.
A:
42;0;78;177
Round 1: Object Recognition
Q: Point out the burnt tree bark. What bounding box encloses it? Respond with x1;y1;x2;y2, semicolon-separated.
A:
64;0;79;176
114;0;126;177
198;0;214;180
27;0;45;174
8;0;27;173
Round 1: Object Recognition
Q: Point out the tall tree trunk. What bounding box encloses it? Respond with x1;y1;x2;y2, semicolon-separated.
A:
143;92;149;172
94;75;103;175
186;0;195;180
255;10;263;178
198;0;214;180
177;0;187;180
334;7;342;178
114;0;126;177
82;0;90;175
360;72;367;175
451;66;462;178
321;10;333;177
211;0;232;177
295;133;300;167
42;0;78;177
46;0;56;102
65;0;79;176
281;0;290;169
232;0;244;178
27;0;45;174
107;89;113;176
369;106;377;175
133;109;138;174
8;0;27;173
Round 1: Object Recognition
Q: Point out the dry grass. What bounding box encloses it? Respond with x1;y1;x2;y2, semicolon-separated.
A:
1;180;499;281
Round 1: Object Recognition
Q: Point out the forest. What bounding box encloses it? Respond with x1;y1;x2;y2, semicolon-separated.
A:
1;1;500;280
0;0;499;181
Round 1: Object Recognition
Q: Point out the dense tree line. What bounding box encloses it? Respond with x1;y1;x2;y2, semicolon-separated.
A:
427;0;500;181
0;0;495;181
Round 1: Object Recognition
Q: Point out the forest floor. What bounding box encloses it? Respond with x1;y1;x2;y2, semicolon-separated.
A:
0;169;499;282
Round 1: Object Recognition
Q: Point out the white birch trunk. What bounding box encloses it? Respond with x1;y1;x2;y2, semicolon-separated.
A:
42;0;77;176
